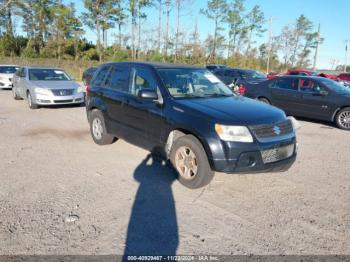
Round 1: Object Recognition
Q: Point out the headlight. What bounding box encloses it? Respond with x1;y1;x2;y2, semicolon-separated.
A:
77;85;85;93
287;116;301;130
215;124;253;142
34;87;51;95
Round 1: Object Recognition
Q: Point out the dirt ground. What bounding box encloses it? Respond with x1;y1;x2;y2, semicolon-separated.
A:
0;90;349;255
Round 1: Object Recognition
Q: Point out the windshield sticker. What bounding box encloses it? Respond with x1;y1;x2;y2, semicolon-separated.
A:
205;73;220;83
54;70;64;74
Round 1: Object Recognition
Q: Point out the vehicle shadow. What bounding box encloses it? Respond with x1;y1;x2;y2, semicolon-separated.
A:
293;116;336;129
123;154;179;256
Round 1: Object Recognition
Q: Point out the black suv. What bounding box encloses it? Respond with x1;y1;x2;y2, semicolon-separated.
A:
86;62;297;189
245;76;350;130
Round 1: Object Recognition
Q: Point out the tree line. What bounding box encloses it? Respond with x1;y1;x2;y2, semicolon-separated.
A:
0;0;322;72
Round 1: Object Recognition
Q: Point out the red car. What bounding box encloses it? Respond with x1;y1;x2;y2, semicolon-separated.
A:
337;73;350;82
267;72;279;79
285;69;318;76
318;73;338;81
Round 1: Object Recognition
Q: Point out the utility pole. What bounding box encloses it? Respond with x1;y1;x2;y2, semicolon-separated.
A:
266;17;274;74
312;23;321;71
344;40;349;73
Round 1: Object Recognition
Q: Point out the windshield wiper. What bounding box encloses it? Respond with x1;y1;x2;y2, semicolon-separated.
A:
202;93;233;97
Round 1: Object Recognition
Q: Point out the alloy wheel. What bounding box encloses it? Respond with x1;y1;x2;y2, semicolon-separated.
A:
92;118;103;140
338;110;350;129
174;146;198;180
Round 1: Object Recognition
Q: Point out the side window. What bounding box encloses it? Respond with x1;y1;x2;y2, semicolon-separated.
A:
215;70;225;77
129;66;157;96
20;68;26;78
92;66;110;86
105;65;130;92
298;79;322;93
268;80;277;88
225;70;237;78
15;68;21;77
275;79;298;90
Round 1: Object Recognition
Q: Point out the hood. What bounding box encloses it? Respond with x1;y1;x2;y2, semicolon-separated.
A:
245;78;268;84
31;81;79;89
0;73;14;79
174;96;286;126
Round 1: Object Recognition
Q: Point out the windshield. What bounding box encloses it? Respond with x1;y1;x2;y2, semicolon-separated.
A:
243;70;267;79
157;68;234;98
320;78;350;95
28;69;71;81
0;66;18;74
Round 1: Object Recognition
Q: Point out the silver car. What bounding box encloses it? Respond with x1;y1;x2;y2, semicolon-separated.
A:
12;66;85;109
0;65;19;89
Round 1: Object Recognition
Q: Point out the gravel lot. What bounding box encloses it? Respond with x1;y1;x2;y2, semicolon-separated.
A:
0;89;349;255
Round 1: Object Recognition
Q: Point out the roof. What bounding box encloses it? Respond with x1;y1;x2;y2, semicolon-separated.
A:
287;69;315;72
102;61;204;69
0;64;19;67
277;75;324;80
20;66;64;70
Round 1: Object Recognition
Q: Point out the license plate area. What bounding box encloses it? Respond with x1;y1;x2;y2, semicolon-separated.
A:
261;144;295;164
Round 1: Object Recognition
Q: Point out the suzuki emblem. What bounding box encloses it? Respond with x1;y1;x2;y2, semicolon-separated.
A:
273;126;281;135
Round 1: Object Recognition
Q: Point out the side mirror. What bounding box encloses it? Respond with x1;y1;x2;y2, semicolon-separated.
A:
138;89;158;101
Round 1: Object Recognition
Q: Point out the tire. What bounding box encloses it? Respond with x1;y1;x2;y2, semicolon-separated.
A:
258;97;270;104
335;107;350;130
89;109;117;145
27;91;38;109
12;87;21;100
170;135;214;189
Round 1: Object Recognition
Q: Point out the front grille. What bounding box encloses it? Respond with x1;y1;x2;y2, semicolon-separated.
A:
249;119;293;140
54;100;73;103
51;89;74;96
261;144;295;164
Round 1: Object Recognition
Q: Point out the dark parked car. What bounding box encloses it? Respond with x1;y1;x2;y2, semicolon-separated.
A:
86;62;297;188
245;76;350;130
82;67;97;86
213;68;268;95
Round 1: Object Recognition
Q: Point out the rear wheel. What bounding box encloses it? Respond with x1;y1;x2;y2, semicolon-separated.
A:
170;135;214;189
258;97;270;104
27;91;38;109
335;107;350;130
89;109;117;145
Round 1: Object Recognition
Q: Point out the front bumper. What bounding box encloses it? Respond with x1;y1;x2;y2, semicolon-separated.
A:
209;136;297;174
34;92;85;105
0;80;12;89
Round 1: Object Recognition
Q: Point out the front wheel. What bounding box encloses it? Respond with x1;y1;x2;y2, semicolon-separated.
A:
170;135;214;189
89;109;117;145
335;107;350;130
12;87;21;100
27;91;38;109
258;97;270;104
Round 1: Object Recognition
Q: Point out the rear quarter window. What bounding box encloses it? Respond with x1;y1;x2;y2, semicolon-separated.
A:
92;66;110;86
